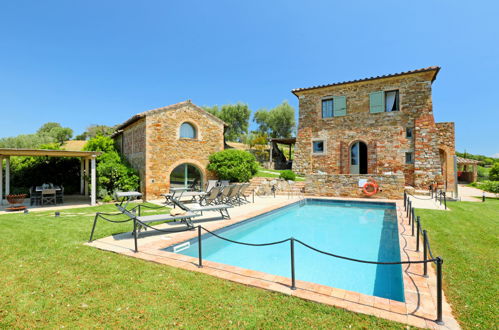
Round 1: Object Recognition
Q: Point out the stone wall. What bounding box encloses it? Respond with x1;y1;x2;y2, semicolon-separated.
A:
436;122;456;191
293;69;451;190
144;101;225;200
304;174;405;199
118;119;146;192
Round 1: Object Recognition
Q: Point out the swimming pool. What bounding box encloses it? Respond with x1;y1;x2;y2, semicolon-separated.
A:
165;199;405;302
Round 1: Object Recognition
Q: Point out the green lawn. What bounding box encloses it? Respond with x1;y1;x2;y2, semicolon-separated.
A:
256;167;305;181
416;198;499;329
0;203;403;328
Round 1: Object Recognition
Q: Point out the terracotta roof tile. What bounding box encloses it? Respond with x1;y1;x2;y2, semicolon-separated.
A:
291;66;440;95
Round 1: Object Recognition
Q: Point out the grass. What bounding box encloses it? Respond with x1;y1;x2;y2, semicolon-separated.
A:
416;198;499;329
256;166;305;181
0;203;404;328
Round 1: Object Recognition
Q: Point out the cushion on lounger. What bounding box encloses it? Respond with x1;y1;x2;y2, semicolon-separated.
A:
170;209;187;216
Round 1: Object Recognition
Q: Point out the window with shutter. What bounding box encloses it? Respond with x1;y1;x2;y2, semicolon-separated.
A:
322;99;333;118
369;91;384;113
333;96;346;117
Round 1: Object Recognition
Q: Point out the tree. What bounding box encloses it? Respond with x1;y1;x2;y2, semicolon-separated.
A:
36;122;73;143
0;134;55;149
253;101;296;138
76;124;115;140
204;103;250;142
83;136;139;200
489;163;499;181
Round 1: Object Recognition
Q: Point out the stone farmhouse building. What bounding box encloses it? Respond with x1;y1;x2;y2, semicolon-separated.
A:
292;66;456;192
113;100;226;200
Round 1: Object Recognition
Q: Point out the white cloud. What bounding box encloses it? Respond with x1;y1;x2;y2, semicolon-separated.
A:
492;153;499;158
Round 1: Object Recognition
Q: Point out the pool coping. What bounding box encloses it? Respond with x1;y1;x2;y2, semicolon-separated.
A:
87;197;460;329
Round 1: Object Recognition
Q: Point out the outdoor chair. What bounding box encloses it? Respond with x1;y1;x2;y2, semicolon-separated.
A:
171;197;232;220
199;186;222;206
217;185;233;204
30;187;42;206
236;183;251;204
42;189;57;205
225;184;244;205
205;180;218;192
219;180;230;187
56;186;64;204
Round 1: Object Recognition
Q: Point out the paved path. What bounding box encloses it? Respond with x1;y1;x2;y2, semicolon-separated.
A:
457;184;496;202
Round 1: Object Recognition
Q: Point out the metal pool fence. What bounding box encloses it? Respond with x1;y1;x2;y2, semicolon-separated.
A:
89;197;445;325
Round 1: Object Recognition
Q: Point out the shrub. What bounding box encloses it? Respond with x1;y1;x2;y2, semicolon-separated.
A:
207;149;258;182
83;136;140;200
489;163;499;181
279;170;296;181
478;180;499;194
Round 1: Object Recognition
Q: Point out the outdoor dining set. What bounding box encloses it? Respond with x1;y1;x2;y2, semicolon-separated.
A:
29;184;64;206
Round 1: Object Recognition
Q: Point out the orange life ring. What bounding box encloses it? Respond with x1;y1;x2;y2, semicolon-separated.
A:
363;182;378;196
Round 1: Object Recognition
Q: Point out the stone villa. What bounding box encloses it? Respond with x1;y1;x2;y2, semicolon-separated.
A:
113;100;226;200
292;66;456;195
112;67;455;200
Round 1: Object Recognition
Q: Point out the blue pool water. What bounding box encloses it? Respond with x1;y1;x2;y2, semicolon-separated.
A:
164;199;404;301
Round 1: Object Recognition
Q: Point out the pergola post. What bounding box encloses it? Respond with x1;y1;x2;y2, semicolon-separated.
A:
84;158;89;197
0;156;3;205
80;158;85;195
91;156;96;206
5;157;10;196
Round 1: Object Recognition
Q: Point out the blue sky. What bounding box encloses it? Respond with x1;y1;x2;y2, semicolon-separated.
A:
0;1;498;156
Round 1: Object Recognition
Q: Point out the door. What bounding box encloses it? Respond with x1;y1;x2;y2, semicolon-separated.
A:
350;142;368;174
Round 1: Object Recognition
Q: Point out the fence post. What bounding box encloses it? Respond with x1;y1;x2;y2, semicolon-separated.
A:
423;230;428;277
406;200;410;218
252;190;255;203
290;238;296;290
436;257;444;325
411;211;415;236
198;226;203;268
404;192;407;210
416;216;420;252
444;192;447;210
410;208;415;226
133;219;138;253
89;214;98;242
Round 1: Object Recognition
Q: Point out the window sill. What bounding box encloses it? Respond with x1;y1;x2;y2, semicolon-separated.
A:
178;138;198;141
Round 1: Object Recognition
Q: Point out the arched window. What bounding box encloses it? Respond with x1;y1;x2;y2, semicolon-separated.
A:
170;163;202;190
179;122;196;139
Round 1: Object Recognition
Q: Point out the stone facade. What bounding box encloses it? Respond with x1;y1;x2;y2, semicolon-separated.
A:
115;100;225;200
292;67;455;193
305;174;405;199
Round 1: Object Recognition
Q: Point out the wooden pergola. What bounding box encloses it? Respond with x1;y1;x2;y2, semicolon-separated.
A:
0;148;101;206
456;156;481;183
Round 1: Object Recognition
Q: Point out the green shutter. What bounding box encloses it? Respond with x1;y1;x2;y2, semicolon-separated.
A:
333;96;346;117
369;91;384;113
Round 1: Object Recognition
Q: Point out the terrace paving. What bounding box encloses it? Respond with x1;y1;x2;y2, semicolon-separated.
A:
87;195;460;329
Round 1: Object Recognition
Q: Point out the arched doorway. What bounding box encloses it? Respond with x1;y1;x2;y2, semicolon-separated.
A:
170;163;202;190
439;149;447;186
350;141;368;174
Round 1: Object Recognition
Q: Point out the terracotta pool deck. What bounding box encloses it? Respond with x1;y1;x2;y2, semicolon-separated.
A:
87;195;460;329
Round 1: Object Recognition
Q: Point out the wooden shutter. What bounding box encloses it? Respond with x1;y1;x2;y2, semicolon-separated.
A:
333;96;346;117
369;91;384;113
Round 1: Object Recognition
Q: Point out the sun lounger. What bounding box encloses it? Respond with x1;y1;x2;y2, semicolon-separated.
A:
171;197;232;220
161;190;207;205
116;204;198;233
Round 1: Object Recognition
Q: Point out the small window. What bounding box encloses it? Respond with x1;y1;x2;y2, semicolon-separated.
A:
180;122;196;139
322;99;334;118
406;127;413;138
405;152;413;164
312;140;325;154
385;90;399;112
